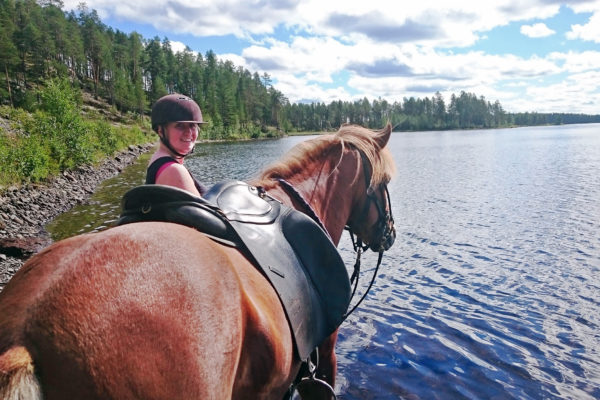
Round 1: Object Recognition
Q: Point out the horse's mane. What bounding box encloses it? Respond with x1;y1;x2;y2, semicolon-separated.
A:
257;123;396;186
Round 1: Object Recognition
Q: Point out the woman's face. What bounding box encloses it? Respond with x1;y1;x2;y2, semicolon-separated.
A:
162;122;199;155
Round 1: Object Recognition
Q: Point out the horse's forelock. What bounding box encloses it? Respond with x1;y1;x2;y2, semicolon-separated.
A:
257;124;395;185
335;123;396;186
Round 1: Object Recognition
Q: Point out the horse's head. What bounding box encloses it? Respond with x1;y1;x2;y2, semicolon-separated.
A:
344;123;396;253
256;122;396;251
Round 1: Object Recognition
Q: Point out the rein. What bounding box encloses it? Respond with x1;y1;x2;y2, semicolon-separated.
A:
339;151;395;321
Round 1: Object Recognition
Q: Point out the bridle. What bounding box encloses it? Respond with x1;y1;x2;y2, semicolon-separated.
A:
275;148;395;320
347;150;395;253
341;149;395;321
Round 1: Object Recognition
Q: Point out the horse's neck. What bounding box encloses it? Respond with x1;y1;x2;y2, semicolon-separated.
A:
264;149;362;245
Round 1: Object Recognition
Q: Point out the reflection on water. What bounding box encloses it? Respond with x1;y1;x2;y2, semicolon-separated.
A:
47;125;600;399
337;124;600;400
46;152;151;240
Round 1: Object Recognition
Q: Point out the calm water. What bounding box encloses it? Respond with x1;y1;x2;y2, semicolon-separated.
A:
48;124;600;399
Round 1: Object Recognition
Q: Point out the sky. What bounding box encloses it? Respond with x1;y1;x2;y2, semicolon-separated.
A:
61;0;600;114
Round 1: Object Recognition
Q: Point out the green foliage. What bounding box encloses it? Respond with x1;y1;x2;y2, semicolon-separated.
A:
34;79;93;168
11;132;53;182
38;78;82;119
0;78;153;188
283;91;600;132
92;120;119;154
0;117;53;185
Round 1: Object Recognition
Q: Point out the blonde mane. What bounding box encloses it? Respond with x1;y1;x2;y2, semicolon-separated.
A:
257;123;396;186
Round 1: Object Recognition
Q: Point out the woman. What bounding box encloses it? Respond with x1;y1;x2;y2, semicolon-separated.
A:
146;94;208;197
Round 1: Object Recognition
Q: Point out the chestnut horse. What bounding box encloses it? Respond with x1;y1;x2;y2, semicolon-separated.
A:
0;124;395;400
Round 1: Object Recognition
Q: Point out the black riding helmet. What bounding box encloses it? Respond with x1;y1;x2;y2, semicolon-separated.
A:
151;94;205;158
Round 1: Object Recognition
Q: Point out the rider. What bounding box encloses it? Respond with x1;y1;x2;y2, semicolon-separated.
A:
147;93;208;197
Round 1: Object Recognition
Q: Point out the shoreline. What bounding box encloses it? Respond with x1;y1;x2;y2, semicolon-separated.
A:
0;142;156;291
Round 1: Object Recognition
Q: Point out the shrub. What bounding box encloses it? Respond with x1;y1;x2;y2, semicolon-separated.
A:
92;120;119;155
0;79;155;189
13;134;53;182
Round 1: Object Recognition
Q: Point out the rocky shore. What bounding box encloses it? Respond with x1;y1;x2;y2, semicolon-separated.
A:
0;142;156;291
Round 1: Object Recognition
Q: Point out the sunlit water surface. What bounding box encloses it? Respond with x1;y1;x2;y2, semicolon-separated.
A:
48;124;600;399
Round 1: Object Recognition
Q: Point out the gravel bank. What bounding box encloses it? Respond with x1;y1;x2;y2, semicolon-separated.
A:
0;142;155;291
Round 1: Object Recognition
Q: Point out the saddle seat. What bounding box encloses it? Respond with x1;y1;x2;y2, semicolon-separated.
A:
117;181;351;360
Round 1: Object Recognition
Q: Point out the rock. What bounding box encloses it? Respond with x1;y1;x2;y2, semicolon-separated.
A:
0;236;52;259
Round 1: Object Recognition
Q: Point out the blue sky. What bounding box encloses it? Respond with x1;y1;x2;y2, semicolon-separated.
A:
63;1;600;114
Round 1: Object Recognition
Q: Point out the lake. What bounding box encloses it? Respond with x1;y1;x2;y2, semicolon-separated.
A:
47;123;600;399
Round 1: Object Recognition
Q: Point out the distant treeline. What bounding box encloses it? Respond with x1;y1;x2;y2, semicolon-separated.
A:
288;92;600;132
0;0;598;138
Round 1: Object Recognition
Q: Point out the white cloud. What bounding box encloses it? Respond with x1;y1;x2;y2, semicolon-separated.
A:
566;11;600;43
169;41;189;54
62;0;564;45
242;32;564;104
218;53;248;69
522;77;600;114
549;50;600;73
520;23;555;38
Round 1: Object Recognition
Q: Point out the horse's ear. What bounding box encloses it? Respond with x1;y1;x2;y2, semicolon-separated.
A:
374;122;392;149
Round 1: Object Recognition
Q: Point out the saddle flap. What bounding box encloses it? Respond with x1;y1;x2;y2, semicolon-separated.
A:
282;211;351;331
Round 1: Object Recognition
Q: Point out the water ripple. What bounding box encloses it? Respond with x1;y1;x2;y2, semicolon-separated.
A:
337;125;600;399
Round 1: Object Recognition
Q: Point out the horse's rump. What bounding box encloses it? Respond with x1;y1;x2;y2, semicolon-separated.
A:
0;222;292;399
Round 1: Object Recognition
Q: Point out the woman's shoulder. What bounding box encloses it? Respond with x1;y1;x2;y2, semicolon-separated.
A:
154;162;200;196
148;155;177;168
155;160;193;182
159;161;189;175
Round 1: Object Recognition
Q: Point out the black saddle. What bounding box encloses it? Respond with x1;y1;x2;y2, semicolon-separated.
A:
117;182;351;360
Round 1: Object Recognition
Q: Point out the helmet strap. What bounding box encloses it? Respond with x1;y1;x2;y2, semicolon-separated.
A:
158;125;193;159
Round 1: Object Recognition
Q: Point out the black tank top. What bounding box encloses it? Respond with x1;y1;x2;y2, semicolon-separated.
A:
146;156;207;196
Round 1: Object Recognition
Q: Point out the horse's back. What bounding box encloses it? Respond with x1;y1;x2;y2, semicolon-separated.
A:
0;222;248;399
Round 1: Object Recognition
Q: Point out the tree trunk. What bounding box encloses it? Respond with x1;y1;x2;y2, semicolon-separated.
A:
5;64;13;108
